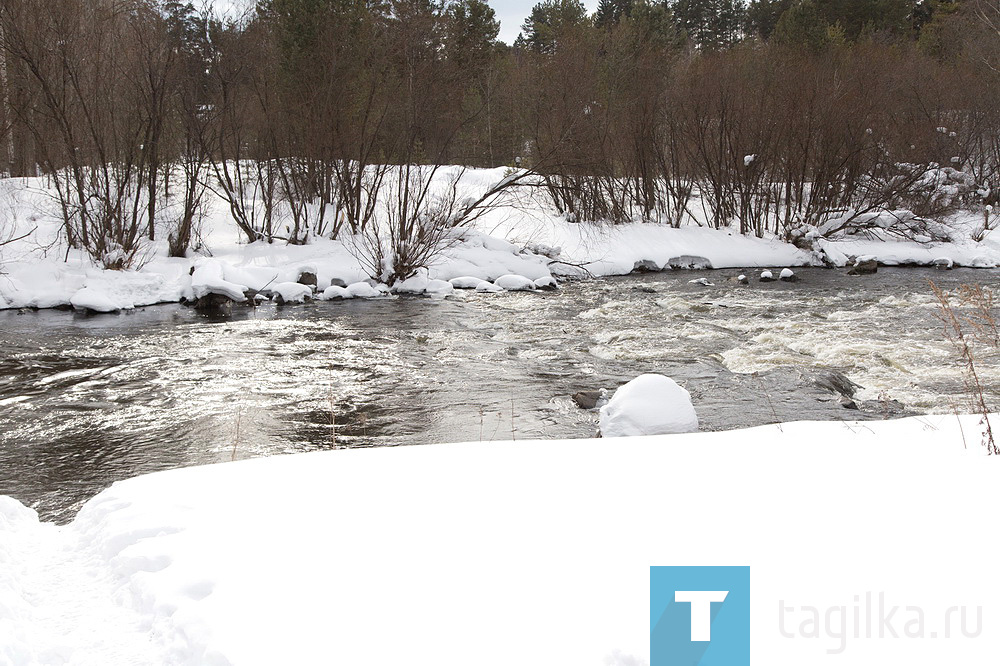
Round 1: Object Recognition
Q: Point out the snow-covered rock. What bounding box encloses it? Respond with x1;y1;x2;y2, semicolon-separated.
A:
533;276;558;291
319;285;353;300
392;271;430;294
449;276;485;290
190;260;247;302
475;281;504;293
493;275;535;291
425;279;454;297
599;374;698;437
779;268;796;281
345;282;385;299
70;286;125;313
272;282;313;304
667;255;713;270
759;270;774;282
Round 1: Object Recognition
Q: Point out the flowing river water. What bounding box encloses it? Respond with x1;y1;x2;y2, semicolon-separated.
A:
1;267;998;522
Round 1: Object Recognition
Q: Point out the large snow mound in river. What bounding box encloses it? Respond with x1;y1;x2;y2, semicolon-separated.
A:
599;374;699;437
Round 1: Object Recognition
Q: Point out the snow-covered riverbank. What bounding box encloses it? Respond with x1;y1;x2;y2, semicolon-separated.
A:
2;169;999;312
1;414;996;665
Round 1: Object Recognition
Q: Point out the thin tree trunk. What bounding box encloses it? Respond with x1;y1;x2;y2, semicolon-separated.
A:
0;19;16;175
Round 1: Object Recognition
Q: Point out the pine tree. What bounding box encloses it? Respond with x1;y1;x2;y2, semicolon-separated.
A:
519;0;590;53
670;0;745;49
444;0;500;71
627;0;683;46
771;0;831;50
595;0;634;28
747;0;793;39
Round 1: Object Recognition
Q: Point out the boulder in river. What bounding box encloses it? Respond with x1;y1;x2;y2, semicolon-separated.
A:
193;292;235;312
273;282;313;305
572;390;607;410
243;288;269;304
534;276;559;291
632;259;661;273
599;374;698;437
667;255;713;270
494;274;536;291
779;268;798;282
759;270;775;282
848;257;878;275
297;270;318;288
449;276;485;290
813;370;862;398
839;395;859;410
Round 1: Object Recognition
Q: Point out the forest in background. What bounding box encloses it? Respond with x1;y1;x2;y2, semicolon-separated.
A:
2;0;1000;278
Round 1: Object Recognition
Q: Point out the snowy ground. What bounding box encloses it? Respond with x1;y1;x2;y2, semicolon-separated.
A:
1;414;997;665
2;168;999;311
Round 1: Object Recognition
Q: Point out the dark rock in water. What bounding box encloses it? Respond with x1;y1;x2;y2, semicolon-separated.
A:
839;395;859;410
848;258;878;275
194;292;235;312
297;271;318;287
329;278;348;288
534;276;559;291
243;288;269;304
779;269;798;282
632;259;661;273
634;285;658;294
667;255;713;270
814;370;862;398
572;390;603;410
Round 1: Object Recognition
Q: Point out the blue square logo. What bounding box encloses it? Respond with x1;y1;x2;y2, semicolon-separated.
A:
650;566;750;666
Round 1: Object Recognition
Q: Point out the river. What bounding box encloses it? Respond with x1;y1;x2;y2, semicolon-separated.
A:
1;267;997;521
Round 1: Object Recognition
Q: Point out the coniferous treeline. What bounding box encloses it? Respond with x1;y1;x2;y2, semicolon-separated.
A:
0;0;998;274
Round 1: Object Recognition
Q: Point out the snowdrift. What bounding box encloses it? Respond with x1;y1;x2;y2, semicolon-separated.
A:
1;415;997;665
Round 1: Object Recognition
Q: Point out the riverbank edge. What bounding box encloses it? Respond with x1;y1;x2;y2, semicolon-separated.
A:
3;222;999;314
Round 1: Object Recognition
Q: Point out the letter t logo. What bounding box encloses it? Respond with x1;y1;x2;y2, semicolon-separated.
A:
674;591;729;641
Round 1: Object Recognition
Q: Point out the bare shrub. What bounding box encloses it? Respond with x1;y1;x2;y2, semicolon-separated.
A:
932;281;998;454
0;0;175;269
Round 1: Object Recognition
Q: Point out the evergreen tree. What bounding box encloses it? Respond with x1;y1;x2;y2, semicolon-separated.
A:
444;0;500;70
670;0;745;49
913;0;962;58
746;0;793;39
626;0;683;46
812;0;912;41
595;0;634;28
519;0;590;53
771;0;833;50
